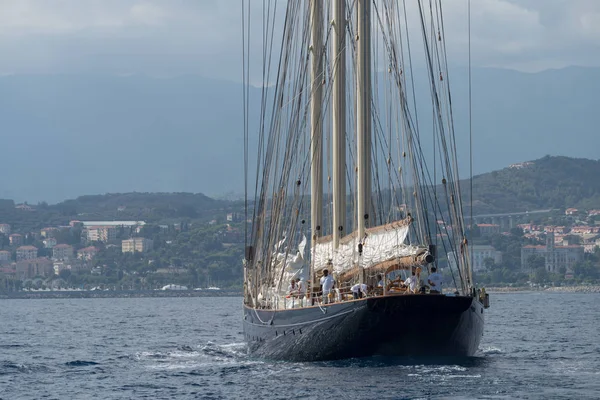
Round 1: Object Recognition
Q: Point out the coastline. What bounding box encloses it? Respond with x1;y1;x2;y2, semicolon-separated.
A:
487;285;600;294
0;289;242;300
2;286;599;299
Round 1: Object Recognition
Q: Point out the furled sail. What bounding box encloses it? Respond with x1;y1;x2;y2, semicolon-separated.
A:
271;235;307;292
313;217;421;274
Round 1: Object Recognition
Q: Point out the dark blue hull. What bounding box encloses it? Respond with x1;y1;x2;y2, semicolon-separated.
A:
243;294;484;361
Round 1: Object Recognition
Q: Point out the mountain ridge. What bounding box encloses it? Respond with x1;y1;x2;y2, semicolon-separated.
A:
1;67;599;202
1;155;598;220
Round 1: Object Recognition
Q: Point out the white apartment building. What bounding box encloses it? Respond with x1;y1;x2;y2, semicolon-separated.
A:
86;226;117;243
122;238;153;254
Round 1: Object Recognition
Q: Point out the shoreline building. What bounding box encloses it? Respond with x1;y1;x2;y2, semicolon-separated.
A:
16;257;53;279
521;232;584;273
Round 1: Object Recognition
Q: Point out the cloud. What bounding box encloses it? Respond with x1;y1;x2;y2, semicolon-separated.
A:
129;3;166;26
0;0;598;78
0;0;129;34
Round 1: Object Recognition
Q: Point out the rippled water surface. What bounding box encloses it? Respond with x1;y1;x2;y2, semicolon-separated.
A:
1;293;599;399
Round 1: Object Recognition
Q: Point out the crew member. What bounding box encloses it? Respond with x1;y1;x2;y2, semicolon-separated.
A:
404;270;419;293
287;279;298;296
320;269;335;304
296;277;305;299
427;267;443;294
350;282;368;299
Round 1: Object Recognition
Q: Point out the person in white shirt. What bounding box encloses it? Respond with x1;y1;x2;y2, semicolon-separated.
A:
287;279;298;296
296;278;305;299
427;267;443;294
350;283;368;299
320;269;335;304
403;271;419;293
376;274;384;288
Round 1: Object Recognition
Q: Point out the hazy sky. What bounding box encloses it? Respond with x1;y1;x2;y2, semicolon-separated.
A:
1;0;599;80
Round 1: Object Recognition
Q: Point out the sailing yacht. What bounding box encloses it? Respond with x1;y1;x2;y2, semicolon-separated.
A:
241;0;489;361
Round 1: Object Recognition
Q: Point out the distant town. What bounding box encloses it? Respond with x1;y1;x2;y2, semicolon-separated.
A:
1;219;150;279
0;196;599;293
463;206;599;286
0;199;245;292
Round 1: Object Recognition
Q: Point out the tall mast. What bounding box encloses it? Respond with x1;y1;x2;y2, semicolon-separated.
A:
356;0;372;240
310;1;324;263
332;0;346;249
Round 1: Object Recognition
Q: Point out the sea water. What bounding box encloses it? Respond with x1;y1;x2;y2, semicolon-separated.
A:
1;293;599;399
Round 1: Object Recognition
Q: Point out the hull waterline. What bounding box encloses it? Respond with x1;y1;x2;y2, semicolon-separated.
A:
243;294;484;362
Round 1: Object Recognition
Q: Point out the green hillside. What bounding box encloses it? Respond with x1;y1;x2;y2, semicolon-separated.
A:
466;156;600;214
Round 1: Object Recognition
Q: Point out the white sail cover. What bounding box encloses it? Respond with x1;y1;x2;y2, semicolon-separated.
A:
270;235;308;294
313;220;420;274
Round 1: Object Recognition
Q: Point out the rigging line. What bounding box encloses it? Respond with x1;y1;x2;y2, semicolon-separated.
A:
388;1;410;222
372;0;399;223
401;0;421;151
256;0;275;194
262;4;298;218
468;0;474;286
433;0;471;288
373;0;380;227
267;26;304;283
412;2;463;288
436;0;468;237
261;0;299;286
429;1;461;289
242;0;257;301
242;0;248;252
381;2;394;223
376;0;424;239
430;0;453;257
429;0;438;257
436;23;465;242
269;2;316;291
252;0;279;256
403;1;429;242
416;0;451;245
398;1;435;248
